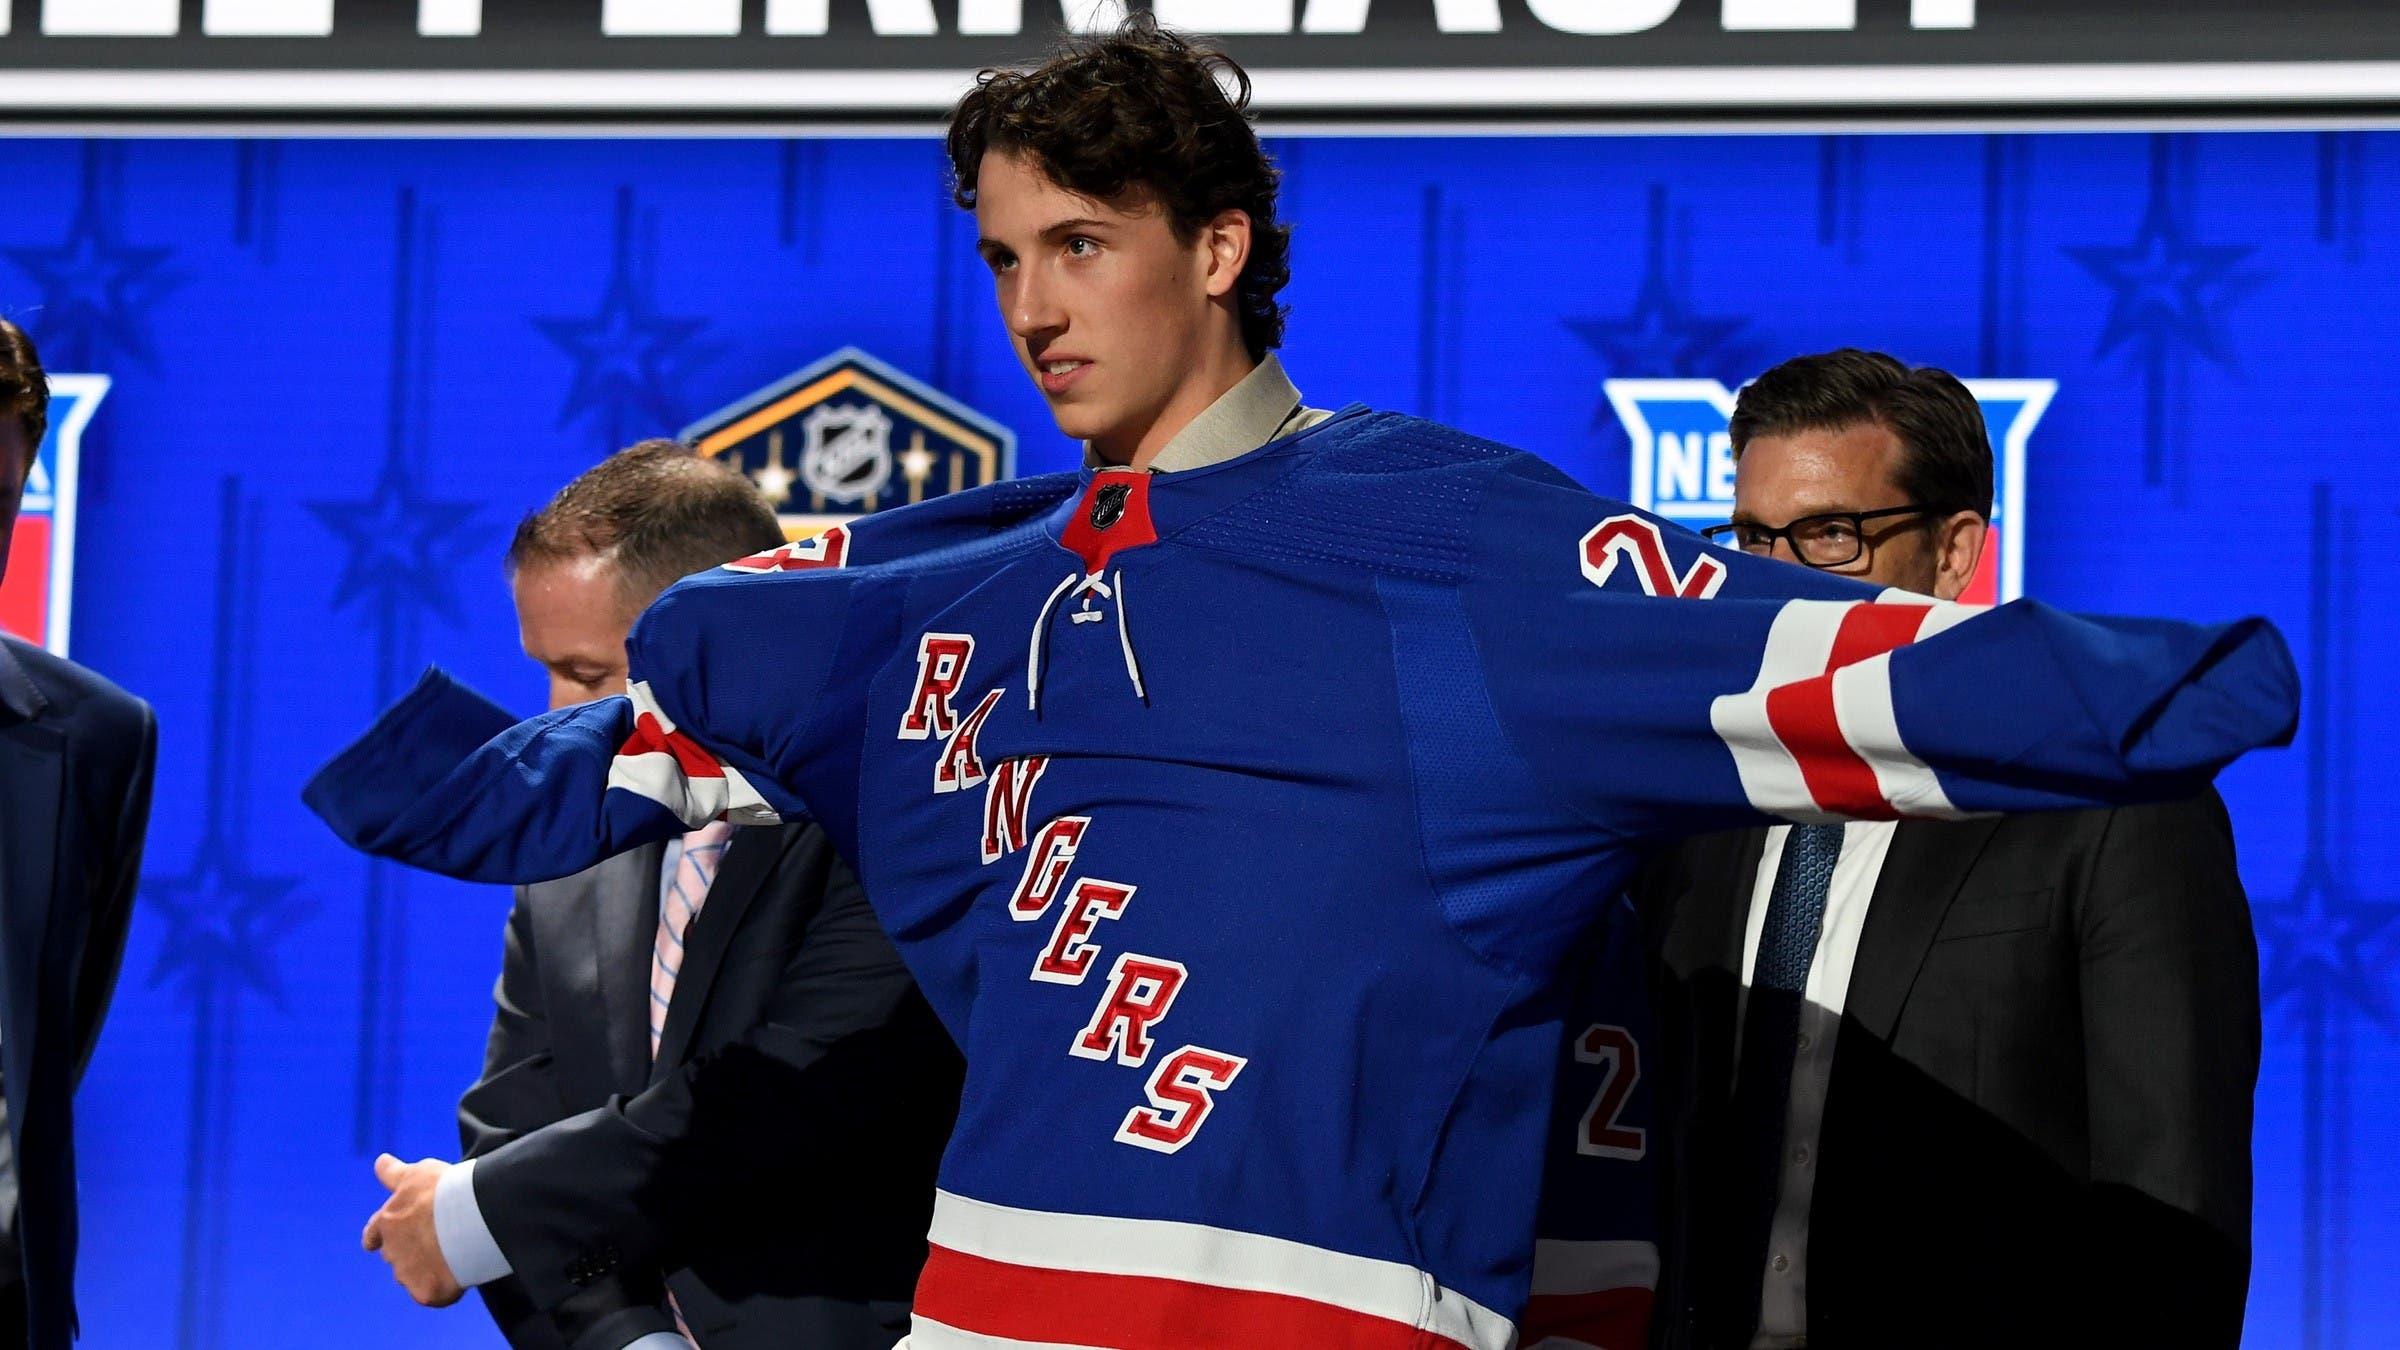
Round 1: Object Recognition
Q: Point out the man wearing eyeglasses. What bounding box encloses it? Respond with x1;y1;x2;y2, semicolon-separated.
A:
1636;349;2258;1349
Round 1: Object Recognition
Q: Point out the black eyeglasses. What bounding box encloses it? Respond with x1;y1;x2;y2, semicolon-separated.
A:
1703;506;1940;569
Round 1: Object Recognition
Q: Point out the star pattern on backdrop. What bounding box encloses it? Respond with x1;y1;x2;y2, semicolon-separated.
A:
1568;184;1745;425
2066;188;2261;365
304;445;486;625
2257;876;2400;1028
4;146;181;370
147;480;315;1010
145;833;311;1007
2253;492;2400;1030
534;187;709;444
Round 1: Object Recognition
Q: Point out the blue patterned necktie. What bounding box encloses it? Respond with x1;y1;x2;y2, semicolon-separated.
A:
1749;824;1845;1006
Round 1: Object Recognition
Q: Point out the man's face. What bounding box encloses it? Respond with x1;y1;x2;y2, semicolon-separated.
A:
1731;421;1984;601
512;554;639;711
974;150;1248;464
0;421;25;585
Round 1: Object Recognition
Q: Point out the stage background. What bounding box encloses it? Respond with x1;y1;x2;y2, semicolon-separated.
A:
0;129;2389;1347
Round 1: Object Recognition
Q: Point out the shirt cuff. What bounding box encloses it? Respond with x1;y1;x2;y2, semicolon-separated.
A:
431;1157;513;1287
622;1336;690;1350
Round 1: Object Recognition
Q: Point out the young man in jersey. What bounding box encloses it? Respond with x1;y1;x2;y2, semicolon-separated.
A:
309;20;2298;1350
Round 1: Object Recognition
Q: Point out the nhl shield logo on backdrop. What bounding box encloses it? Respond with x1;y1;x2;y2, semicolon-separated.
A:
1605;378;2055;605
682;347;1016;538
0;374;108;657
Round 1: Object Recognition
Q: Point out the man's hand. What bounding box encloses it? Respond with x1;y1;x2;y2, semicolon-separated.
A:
362;1153;465;1307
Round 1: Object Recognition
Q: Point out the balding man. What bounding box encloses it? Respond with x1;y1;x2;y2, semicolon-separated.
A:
363;442;961;1350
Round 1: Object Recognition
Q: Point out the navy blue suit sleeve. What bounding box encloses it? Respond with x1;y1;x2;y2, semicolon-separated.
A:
73;694;154;1084
1463;454;2299;841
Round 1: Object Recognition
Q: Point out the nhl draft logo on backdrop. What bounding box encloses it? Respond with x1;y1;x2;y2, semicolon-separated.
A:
798;401;895;506
0;374;108;657
1604;378;2054;605
683;346;1016;540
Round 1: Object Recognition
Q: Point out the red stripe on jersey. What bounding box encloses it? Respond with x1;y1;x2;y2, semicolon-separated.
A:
1823;602;1932;673
1520;1287;1653;1349
619;712;727;780
1763;603;1933;818
914;1244;1475;1350
725;523;850;572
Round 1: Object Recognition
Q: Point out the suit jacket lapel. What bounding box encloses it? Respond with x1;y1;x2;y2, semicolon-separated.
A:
0;710;63;1149
1658;827;1767;1101
590;845;665;1098
654;826;790;1074
1845;816;2005;1043
0;642;43;722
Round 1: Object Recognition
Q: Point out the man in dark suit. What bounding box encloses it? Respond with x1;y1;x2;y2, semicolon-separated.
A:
0;319;156;1350
1640;350;2258;1349
360;441;961;1350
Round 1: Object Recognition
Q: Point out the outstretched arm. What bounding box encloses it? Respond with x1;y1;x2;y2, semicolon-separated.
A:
1468;455;2299;841
302;669;775;883
303;564;845;883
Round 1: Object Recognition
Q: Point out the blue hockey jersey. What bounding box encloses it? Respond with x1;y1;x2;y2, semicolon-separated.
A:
308;409;2295;1349
1526;896;1660;1350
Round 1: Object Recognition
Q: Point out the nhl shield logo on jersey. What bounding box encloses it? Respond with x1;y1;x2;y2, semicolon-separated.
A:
1604;378;2054;604
0;373;108;656
683;346;1016;540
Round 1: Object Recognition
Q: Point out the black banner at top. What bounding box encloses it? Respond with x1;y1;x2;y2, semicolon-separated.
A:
2;0;2396;118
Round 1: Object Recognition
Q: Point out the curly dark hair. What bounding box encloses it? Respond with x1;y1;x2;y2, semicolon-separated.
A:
946;13;1292;358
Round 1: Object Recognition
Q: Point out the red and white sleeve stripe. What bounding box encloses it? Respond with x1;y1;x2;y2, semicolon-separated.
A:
908;1190;1517;1350
1709;594;1982;822
605;679;782;828
1521;1238;1659;1350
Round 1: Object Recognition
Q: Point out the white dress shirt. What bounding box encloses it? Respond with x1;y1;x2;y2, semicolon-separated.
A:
1737;820;1898;1349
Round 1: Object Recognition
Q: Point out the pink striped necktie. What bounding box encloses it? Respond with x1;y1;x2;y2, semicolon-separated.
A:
652;820;736;1345
651;820;736;1060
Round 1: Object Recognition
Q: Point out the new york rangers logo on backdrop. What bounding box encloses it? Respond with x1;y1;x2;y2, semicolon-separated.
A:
1606;379;2054;604
0;374;107;656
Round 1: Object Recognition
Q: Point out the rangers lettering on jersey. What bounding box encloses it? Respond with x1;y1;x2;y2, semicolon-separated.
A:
310;405;2295;1350
1070;954;1189;1067
1117;1046;1248;1155
901;633;974;740
1032;877;1136;984
979;754;1048;864
934;689;1003;793
1009;816;1089;919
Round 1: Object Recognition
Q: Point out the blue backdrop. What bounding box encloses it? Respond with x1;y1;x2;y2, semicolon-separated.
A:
2;129;2389;1347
